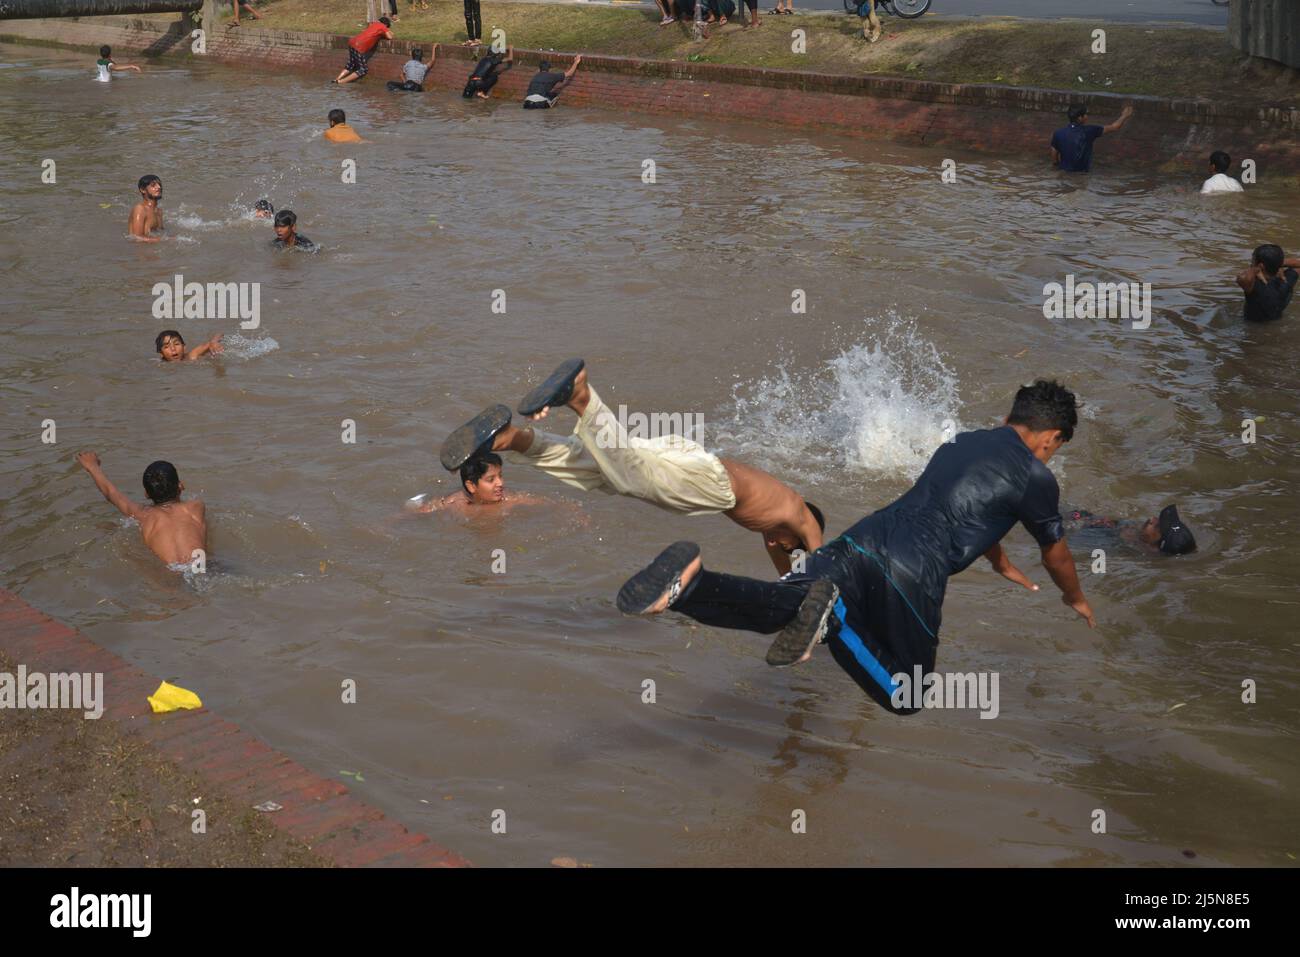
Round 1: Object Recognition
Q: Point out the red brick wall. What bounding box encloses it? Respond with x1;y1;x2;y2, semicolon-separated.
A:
4;15;1298;169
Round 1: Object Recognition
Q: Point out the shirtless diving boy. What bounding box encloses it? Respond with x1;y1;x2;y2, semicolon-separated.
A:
440;359;823;573
76;453;208;568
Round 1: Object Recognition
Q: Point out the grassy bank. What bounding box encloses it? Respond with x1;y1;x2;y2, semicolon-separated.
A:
0;650;327;866
228;0;1299;104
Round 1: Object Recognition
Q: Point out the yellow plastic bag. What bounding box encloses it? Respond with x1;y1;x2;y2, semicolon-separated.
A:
148;681;203;714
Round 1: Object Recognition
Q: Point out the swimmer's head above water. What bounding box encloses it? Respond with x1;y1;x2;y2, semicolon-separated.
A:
253;199;274;218
143;460;183;505
273;209;298;241
156;330;185;362
138;174;162;201
460;452;505;505
328;109;347;128
1140;504;1197;555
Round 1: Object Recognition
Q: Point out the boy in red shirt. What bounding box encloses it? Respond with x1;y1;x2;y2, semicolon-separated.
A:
334;17;394;85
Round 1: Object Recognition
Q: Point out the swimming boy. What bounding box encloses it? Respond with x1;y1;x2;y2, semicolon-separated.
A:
253;199;275;218
76;452;208;568
1063;504;1197;556
95;45;141;82
128;175;164;242
323;109;364;143
334;16;394;85
440;359;823;574
1201;151;1244;194
463;47;513;99
156;330;224;362
411;452;554;514
271;210;316;251
1237;244;1299;322
388;45;436;92
522;55;582;110
616;380;1095;713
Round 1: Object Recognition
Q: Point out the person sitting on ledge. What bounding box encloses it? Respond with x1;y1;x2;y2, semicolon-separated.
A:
522;56;582;110
387;45;436;92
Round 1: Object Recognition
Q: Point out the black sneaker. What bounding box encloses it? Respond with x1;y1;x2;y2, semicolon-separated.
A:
765;580;838;667
616;541;700;615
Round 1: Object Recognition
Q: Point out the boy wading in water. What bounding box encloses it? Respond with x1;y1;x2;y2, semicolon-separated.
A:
440;359;823;574
76;453;208;568
128;175;164;242
617;380;1096;714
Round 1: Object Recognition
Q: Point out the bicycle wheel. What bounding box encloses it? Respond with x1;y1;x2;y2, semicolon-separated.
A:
891;0;932;17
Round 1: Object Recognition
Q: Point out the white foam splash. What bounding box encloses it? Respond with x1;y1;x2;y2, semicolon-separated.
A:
220;333;280;359
722;316;963;483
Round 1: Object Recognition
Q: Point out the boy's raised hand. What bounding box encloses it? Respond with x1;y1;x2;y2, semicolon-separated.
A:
76;450;101;471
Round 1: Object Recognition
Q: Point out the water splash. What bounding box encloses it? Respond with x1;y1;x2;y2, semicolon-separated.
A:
722;316;963;483
220;333;280;359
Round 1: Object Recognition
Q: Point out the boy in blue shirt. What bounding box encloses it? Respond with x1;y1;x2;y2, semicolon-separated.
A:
1051;102;1134;173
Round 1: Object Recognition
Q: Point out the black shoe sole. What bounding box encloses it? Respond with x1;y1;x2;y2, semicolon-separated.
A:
518;358;585;417
439;404;512;471
765;580;839;667
616;541;701;615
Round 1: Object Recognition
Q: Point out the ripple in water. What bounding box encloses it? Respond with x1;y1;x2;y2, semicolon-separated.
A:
724;315;963;483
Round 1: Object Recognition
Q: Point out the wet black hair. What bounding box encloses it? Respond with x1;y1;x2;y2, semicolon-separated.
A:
328;108;346;125
411;48;424;61
155;330;184;353
378;16;392;26
274;209;297;228
1067;103;1087;123
460;452;503;494
1209;150;1231;173
100;45;111;58
142;461;181;504
538;60;552;71
1253;243;1284;275
806;501;825;533
138;174;161;191
254;199;274;214
1007;379;1078;442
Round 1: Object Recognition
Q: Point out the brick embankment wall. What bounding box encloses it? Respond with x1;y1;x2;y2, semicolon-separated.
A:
0;589;469;867
2;16;1300;169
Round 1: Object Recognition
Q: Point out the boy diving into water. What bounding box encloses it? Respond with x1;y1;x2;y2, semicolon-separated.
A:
440;359;824;574
76;453;208;568
617;380;1096;714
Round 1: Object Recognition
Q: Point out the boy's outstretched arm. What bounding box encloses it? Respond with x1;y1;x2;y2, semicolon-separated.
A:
1040;538;1096;628
77;451;145;521
186;332;224;360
